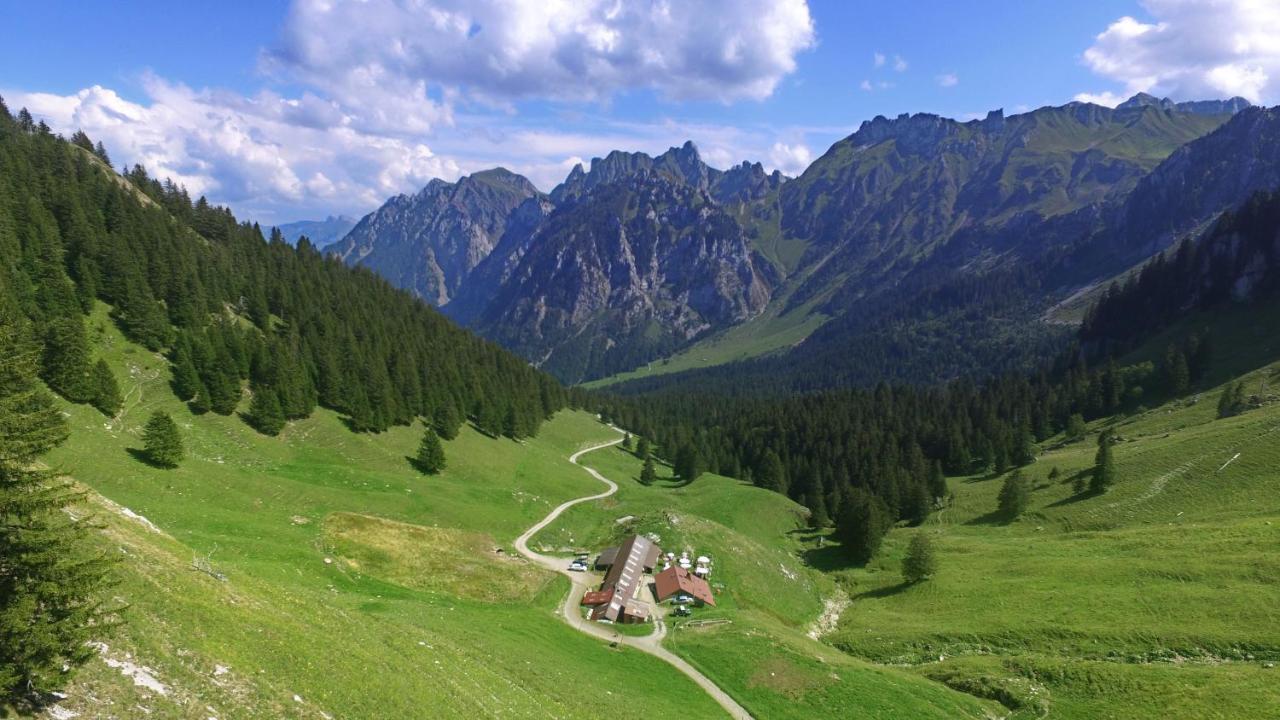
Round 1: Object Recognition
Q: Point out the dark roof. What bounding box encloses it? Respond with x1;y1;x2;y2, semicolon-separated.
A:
599;535;659;622
595;546;619;567
653;566;716;606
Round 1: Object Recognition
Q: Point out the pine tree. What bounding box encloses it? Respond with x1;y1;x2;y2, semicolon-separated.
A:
621;432;632;451
142;411;183;468
636;436;650;460
674;444;702;482
1165;345;1190;396
754;450;786;492
40;317;93;403
1013;421;1036;466
89;359;121;416
639;455;656;486
996;469;1029;520
1066;413;1087;441
170;345;201;402
1091;430;1116;493
246;384;285;436
0;306;116;702
414;426;446;474
433;402;462;440
836;488;891;565
927;460;948;501
901;533;937;584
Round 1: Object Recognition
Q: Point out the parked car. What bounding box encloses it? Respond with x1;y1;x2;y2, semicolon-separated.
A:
567;561;587;572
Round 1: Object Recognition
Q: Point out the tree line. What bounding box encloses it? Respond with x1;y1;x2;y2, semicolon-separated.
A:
0;98;565;440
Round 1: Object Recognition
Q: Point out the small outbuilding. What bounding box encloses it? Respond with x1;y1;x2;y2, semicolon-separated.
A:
653;566;716;607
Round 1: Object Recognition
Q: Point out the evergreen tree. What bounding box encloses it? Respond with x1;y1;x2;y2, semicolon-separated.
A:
836;488;891;565
1165;345;1190;396
89;359;121;416
754;450;786;492
0;307;116;703
1066;413;1087;441
927;460;948;501
414;426;446;474
246;384;285;436
433;402;462;440
636;436;650;460
639;455;657;486
903;481;931;526
1217;381;1247;418
674;444;702;482
142;411;183;468
996;469;1029;520
1013;422;1037;466
901;533;937;584
1091;430;1116;493
40;317;93;403
805;485;830;528
170;345;201;402
622;432;632;451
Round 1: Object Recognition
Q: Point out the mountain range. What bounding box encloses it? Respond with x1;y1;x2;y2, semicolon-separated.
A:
276;214;357;247
321;93;1277;388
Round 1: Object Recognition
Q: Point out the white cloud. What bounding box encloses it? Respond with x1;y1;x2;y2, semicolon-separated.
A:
768;142;812;175
893;54;909;72
873;51;886;68
859;79;893;92
937;73;959;88
8;80;460;223
2;0;826;224
1072;90;1128;107
268;0;816;113
1078;0;1280;104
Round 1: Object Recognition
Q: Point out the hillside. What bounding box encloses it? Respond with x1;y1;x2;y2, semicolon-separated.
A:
29;302;998;719
818;331;1280;718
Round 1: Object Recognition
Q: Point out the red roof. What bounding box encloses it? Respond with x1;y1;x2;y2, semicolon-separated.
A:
581;589;614;606
653;566;716;606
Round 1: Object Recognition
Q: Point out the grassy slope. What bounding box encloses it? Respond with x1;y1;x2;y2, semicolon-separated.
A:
532;446;1000;719
42;303;728;719
822;356;1280;718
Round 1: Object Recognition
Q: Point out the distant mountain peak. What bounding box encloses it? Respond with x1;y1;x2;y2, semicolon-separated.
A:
1115;92;1252;116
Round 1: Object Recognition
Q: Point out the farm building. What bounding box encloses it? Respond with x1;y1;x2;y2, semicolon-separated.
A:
582;535;659;623
594;537;660;572
654;566;716;607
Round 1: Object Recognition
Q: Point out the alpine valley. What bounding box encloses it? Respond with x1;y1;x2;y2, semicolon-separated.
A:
326;94;1268;389
6;9;1280;719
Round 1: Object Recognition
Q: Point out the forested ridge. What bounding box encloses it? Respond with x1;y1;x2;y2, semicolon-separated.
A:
0;97;563;438
593;191;1280;558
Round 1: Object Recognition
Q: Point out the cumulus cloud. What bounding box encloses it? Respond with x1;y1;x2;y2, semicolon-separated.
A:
768;142;812;175
5;0;824;223
893;54;909;72
937;73;959;88
268;0;816;113
1078;0;1280;104
8;79;460;223
873;51;886;68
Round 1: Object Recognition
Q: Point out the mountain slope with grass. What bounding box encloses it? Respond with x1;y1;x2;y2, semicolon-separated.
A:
32;303;999;719
811;300;1280;719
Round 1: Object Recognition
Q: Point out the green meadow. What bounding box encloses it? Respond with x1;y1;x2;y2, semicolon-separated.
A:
824;360;1280;718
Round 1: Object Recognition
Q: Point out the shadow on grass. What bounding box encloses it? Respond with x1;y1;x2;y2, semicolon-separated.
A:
802;543;864;572
854;581;912;600
965;509;1015;526
1046;489;1099;508
962;470;1003;484
126;447;171;469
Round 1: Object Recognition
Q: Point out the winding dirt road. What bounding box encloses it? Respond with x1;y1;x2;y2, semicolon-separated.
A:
513;431;753;720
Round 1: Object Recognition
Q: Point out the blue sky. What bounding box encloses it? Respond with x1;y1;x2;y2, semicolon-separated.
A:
4;1;1277;224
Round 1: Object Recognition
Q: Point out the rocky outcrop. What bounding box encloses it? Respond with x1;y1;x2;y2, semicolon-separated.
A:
326;168;539;305
473;171;772;383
